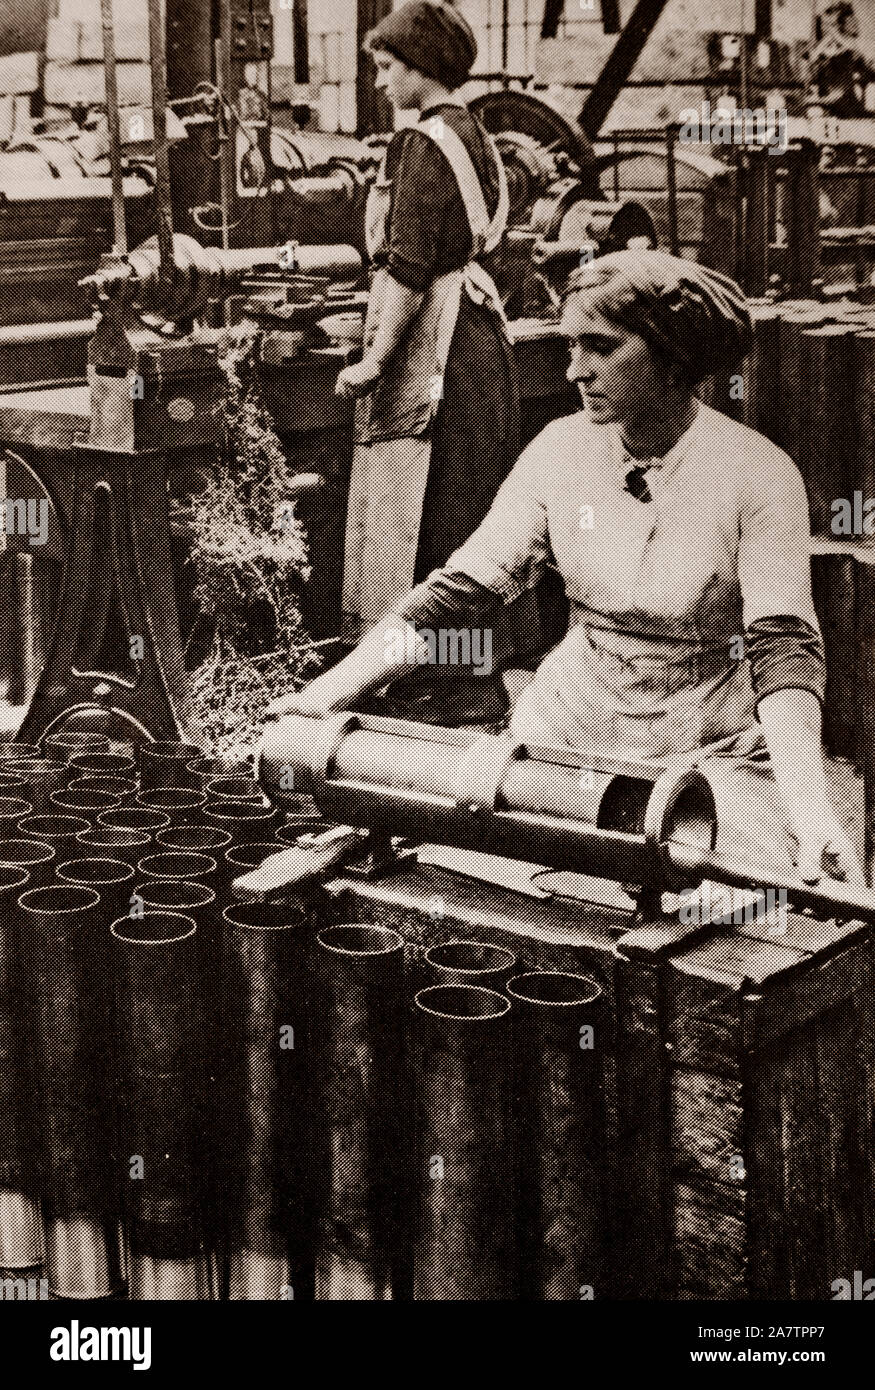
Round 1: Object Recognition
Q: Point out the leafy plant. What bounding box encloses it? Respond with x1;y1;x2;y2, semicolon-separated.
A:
184;326;322;757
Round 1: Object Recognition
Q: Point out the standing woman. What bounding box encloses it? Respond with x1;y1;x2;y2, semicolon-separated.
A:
337;0;523;725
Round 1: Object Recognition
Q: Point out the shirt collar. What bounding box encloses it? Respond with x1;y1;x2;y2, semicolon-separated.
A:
617;400;702;485
419;97;468;118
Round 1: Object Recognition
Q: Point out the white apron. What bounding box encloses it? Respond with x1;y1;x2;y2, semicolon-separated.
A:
341;112;510;639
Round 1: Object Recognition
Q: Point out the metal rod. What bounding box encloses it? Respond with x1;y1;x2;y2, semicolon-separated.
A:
146;0;176;283
214;37;231;258
666;841;875;921
99;0;128;255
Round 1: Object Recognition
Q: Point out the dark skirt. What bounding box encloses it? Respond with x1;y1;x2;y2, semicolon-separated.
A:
374;293;543;726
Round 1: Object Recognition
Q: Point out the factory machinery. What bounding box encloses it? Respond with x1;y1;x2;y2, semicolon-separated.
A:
0;711;874;1300
2;0;875;1305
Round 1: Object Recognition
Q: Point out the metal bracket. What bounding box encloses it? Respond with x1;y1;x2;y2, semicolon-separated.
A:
450;733;526;817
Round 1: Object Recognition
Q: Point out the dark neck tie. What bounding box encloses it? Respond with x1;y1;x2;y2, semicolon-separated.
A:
624;462;653;504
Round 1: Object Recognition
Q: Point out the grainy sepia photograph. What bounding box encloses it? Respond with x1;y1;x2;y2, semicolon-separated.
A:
0;0;873;1357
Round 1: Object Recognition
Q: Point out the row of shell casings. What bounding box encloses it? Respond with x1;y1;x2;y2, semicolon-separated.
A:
0;742;282;841
0;738;303;1299
310;926;606;1302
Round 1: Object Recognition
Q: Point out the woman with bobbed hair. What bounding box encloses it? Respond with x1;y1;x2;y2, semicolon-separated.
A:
277;249;861;886
336;0;531;726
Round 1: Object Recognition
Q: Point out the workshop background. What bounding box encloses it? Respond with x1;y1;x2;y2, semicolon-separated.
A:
0;0;874;1305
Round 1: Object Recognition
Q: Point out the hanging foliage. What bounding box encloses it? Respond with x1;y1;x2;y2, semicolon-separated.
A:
184;326;322;757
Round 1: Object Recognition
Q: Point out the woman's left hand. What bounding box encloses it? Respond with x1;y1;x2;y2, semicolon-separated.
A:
336;356;383;399
789;801;865;885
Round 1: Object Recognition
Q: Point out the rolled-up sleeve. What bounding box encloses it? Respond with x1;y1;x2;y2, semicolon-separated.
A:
384;130;453;293
737;447;820;631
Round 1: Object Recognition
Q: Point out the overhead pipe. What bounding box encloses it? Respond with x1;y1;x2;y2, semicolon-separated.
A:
18;883;121;1298
413;984;513;1301
506;972;606;1300
222;900;313;1300
314;924;405;1301
0;864;41;1270
110;910;211;1299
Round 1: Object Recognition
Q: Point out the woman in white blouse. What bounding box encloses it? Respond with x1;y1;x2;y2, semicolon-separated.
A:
271;251;861;886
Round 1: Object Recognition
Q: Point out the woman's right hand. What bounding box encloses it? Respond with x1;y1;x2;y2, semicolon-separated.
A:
266;675;346;720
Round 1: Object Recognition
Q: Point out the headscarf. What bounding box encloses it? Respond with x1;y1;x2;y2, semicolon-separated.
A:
364;1;478;92
564;250;752;383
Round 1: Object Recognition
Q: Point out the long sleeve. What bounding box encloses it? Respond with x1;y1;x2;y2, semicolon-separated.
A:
434;418;560;603
737;447;820;631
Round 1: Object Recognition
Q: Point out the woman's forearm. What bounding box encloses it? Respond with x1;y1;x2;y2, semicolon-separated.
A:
303;615;428;710
757;687;829;816
366;274;426;368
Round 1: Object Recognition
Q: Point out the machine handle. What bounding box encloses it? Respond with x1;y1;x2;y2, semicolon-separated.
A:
666;841;875;922
231;825;366;902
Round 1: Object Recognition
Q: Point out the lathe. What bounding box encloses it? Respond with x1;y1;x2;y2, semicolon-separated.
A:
8;230;364;748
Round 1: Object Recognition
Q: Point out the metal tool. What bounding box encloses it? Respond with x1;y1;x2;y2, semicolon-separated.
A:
254;711;875;921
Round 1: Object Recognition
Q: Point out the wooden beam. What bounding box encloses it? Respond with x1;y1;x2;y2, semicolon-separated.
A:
578;0;671;142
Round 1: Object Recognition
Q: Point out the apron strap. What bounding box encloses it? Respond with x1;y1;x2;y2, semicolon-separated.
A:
414;116;509;257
